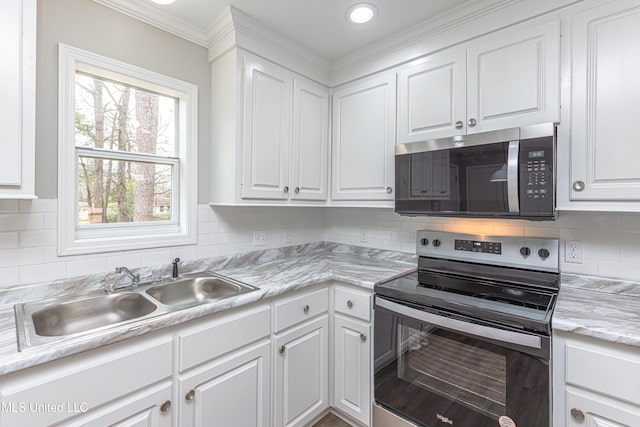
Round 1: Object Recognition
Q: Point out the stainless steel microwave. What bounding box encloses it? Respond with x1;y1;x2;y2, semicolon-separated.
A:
394;123;556;220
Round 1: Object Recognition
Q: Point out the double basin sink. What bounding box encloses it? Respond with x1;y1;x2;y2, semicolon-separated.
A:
14;272;259;350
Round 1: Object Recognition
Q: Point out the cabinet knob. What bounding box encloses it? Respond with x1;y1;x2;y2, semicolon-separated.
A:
572;181;585;192
455;120;463;129
185;390;195;401
303;304;310;314
386;186;393;194
570;408;585;422
347;300;353;308
468;118;477;127
279;345;286;354
283;186;289;194
360;333;367;342
294;187;300;194
160;400;172;413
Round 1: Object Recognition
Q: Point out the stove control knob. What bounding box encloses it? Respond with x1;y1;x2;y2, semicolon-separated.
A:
420;238;429;246
538;248;550;259
432;239;441;247
520;247;531;257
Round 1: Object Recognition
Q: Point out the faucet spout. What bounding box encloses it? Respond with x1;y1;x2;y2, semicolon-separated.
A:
106;266;140;294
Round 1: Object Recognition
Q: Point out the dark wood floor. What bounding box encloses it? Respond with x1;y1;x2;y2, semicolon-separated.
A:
310;412;352;427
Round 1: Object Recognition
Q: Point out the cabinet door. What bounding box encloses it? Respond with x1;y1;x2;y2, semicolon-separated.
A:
467;18;559;134
274;315;329;427
333;315;371;426
331;73;396;201
180;340;271;427
398;49;466;142
565;388;640;427
290;78;329;201
0;0;35;197
568;0;640;201
54;383;173;427
242;55;292;200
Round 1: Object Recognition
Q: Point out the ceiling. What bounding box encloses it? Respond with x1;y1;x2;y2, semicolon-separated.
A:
110;0;477;61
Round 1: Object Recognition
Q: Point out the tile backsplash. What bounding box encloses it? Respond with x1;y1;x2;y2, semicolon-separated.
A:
2;199;640;288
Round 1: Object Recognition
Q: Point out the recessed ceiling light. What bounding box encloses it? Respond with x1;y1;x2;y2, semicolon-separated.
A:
151;0;175;5
346;3;378;25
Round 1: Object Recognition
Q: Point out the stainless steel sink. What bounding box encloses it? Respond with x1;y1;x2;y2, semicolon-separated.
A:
14;271;259;350
31;292;157;337
146;274;257;307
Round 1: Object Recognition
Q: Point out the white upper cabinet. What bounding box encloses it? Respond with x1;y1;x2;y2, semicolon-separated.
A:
331;72;397;202
291;78;329;201
0;0;35;199
397;16;559;143
467;18;560;134
398;50;466;142
562;0;640;204
210;49;329;205
242;57;292;200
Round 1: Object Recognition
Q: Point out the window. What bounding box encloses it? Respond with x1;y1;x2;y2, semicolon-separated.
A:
58;45;198;255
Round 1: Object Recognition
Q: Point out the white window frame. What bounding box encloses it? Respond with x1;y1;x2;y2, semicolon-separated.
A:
58;44;198;256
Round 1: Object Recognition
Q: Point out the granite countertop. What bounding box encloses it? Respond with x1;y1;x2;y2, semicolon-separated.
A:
554;274;640;347
0;243;416;376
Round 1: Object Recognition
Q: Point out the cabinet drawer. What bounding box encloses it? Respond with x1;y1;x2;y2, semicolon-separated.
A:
0;336;172;426
566;342;640;405
334;286;371;322
179;305;271;371
273;287;328;333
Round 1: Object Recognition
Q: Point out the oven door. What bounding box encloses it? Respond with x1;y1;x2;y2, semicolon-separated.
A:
374;296;550;427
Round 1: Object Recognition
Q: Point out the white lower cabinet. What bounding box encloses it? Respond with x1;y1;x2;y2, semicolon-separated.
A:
333;315;371;425
553;331;640;427
0;335;173;426
179;340;271;427
274;315;329;427
332;285;373;426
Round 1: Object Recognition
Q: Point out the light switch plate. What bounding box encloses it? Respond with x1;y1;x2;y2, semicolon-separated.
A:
253;231;266;246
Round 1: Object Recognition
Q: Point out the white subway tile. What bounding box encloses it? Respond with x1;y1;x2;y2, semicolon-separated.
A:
140;250;172;266
43;213;57;229
0;232;20;250
67;258;107;278
170;247;198;261
106;254;142;271
197;246;219;259
598;260;640;281
20;262;67;284
19;199;57;213
0;267;20;288
20;229;56;248
0;201;18;213
0;247;43;268
0;213;44;231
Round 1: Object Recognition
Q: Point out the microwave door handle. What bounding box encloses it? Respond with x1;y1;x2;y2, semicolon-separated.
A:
375;297;541;349
507;140;520;213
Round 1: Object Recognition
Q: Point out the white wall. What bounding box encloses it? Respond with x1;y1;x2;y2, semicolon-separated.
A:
325;208;640;281
0;199;324;288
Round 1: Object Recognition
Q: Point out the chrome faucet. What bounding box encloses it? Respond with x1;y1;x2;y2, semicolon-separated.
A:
106;266;140;294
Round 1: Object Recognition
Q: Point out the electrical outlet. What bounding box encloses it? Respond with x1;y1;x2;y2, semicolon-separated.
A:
360;228;368;243
253;231;266;247
565;240;583;264
283;229;291;244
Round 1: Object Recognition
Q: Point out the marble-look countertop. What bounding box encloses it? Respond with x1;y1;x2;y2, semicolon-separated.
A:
553;274;640;347
0;243;416;376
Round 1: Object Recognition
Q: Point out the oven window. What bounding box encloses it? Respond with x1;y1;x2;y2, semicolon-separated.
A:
374;309;549;427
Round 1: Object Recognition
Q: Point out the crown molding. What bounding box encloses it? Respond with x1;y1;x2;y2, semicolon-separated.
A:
91;0;209;47
207;6;332;86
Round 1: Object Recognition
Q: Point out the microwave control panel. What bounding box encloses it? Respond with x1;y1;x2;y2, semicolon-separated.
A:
519;137;554;216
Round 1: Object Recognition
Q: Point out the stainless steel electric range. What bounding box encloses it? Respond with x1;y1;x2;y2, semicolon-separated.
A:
374;231;559;427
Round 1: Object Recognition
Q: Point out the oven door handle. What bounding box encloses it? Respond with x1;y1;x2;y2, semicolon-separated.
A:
375;297;541;349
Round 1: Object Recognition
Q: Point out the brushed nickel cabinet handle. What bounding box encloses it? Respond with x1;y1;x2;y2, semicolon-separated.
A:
468;118;477;127
360;334;367;342
570;408;585;422
455;120;463;129
303;304;310;314
160;400;172;413
572;181;585;192
347;300;353;308
283;186;289;194
185;390;195;401
294;187;300;194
